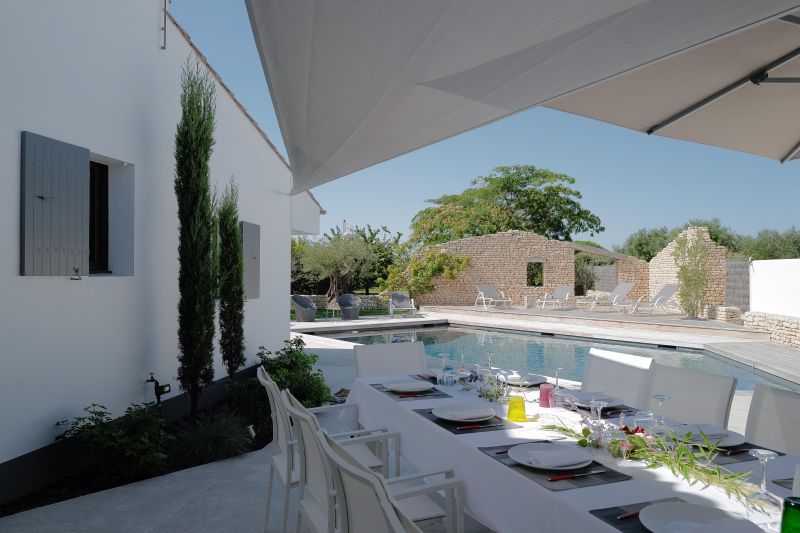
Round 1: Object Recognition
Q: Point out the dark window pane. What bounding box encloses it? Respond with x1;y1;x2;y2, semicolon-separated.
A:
89;162;109;273
527;262;543;287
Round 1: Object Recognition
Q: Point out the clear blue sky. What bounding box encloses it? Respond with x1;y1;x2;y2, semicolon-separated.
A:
170;1;800;250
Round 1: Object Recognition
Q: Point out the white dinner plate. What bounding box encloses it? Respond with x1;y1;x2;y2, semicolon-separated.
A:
383;380;435;393
568;391;625;409
507;442;594;471
670;424;746;448
498;372;547;387
431;404;496;423
639;502;759;532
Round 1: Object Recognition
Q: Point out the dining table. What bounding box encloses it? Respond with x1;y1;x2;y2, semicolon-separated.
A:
347;376;799;532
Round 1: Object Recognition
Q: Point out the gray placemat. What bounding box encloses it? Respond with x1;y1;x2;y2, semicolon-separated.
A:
774;478;794;490
706;442;785;466
478;442;632;491
588;497;684;532
413;409;520;434
370;383;452;401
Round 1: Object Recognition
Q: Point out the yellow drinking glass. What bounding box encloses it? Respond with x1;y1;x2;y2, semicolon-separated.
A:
507;395;526;422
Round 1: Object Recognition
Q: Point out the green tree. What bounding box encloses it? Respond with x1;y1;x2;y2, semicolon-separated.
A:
353;225;402;294
616;227;673;261
291;238;328;295
379;248;470;297
174;61;217;419
680;218;740;253
217;180;245;381
302;233;376;300
739;227;800;260
672;233;709;319
410;165;603;245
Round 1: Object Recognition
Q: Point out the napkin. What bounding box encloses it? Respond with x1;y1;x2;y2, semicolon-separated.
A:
525;448;591;469
438;408;495;420
666;517;760;532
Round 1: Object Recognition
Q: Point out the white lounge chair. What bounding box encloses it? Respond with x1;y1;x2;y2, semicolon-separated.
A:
537;284;571;309
474;284;513;309
644;363;737;428
582;348;653;408
745;383;800;456
354;341;429;378
625;283;679;314
577;282;634;311
389;291;416;317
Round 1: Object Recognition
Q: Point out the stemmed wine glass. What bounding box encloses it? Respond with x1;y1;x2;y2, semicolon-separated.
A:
554;367;564;389
746;449;782;530
652;394;670;426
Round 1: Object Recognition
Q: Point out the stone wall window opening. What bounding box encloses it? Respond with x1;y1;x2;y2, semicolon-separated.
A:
527;262;544;287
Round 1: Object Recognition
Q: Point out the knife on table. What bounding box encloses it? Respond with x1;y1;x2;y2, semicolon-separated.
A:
456;423;503;431
547;469;606;481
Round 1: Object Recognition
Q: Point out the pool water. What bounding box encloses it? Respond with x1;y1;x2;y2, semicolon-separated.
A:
332;326;800;392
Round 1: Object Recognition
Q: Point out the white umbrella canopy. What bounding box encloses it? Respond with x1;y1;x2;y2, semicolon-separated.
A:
548;10;800;163
245;1;800;192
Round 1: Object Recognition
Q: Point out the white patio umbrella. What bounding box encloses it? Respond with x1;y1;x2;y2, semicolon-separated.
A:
245;1;800;192
548;10;800;163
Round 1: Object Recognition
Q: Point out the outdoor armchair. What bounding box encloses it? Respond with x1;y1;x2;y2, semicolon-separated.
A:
581;348;653;409
354;341;429;378
389;291;416;317
745;383;800;456
576;282;634;311
474;284;513;309
337;293;362;320
291;294;317;322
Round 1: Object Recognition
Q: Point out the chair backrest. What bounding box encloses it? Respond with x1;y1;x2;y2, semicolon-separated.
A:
608;282;634;302
338;293;362;308
476;284;500;299
256;367;293;459
645;363;737;427
292;294;317;310
552;284;571;299
354;341;429;377
746;383;800;456
320;431;421;533
283;391;337;530
652;283;679;304
582;348;653;408
390;292;413;307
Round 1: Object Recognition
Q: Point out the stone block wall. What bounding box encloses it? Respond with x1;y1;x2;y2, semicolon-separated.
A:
726;259;750;312
648;227;726;314
593;264;617;292
617;257;650;301
416;230;576;306
744;312;800;349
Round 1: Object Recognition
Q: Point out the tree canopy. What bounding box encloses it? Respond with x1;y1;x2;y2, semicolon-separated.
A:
410;165;603;246
301;233;376;300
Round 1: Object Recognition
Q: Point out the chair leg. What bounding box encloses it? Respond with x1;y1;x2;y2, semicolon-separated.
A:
264;464;275;532
281;482;292;533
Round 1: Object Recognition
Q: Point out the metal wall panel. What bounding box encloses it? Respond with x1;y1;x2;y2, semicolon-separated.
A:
20;132;90;276
240;221;260;299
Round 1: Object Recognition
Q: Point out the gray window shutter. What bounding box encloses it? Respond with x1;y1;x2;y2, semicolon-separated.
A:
20;132;90;276
240;221;260;299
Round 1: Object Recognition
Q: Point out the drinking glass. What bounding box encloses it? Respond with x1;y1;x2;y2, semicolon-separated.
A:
440;370;456;388
592;400;608;426
563;393;578;412
652;394;670;426
745;449;782;531
634;410;656;436
554;367;564;389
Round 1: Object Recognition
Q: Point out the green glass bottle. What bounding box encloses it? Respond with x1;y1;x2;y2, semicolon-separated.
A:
782;496;800;533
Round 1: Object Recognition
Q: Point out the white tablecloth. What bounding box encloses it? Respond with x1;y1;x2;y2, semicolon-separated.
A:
347;377;798;532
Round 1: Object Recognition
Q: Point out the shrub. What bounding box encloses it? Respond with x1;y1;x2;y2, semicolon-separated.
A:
225;378;272;447
672;233;709;319
218;180;246;380
258;338;330;408
57;403;173;480
171;414;252;467
574;256;596;296
379;248;469;298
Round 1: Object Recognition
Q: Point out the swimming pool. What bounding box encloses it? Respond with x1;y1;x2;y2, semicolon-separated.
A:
330;326;800;393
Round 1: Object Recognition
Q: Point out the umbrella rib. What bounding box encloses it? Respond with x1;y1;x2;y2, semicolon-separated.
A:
647;44;800;135
780;138;800;164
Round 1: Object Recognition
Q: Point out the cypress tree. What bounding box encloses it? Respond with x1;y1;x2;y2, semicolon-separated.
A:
218;179;245;380
174;61;217;419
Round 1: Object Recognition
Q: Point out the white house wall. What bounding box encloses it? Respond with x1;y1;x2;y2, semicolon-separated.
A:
750;259;800;319
0;0;293;463
291;192;323;236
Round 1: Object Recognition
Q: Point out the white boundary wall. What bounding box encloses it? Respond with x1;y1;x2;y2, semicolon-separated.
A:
0;1;312;463
750;259;800;318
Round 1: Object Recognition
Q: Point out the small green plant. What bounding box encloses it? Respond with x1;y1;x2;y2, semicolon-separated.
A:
379;248;469;298
258;338;330;408
672;232;710;318
57;403;173;479
171;414;252;467
225;378;272;447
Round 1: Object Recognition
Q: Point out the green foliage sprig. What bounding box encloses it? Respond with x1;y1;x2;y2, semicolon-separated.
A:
673;232;710;319
258;338;330;408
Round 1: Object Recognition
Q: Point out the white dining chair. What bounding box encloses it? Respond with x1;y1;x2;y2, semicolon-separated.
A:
320;431;424;533
745;383;800;456
582;348;653;409
286;393;464;533
354;341;429;378
644;363;737;428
